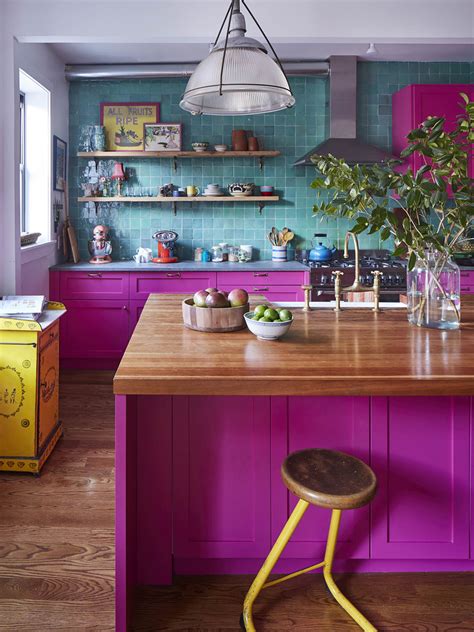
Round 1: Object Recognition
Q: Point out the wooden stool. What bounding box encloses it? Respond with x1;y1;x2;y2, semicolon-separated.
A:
242;449;378;631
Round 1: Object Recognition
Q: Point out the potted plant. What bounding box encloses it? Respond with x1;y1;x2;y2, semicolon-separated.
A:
310;93;473;329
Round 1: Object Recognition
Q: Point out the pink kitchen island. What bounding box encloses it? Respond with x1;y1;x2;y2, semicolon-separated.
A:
113;294;474;631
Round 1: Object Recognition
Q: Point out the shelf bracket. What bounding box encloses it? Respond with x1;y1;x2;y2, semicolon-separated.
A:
173;157;178;173
259;156;264;170
258;201;265;215
172;201;177;216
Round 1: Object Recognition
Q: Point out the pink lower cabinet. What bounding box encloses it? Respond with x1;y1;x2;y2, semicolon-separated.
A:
173;396;271;564
130;271;217;300
60;271;129;300
216;270;305;302
271;397;371;563
129;300;146;336
60;300;130;359
371;397;471;560
461;271;474;294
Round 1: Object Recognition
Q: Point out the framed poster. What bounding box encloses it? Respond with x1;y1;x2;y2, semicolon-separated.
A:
144;123;182;152
53;135;67;191
100;102;160;151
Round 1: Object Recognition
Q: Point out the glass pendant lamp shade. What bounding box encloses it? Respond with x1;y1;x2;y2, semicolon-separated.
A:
180;0;295;116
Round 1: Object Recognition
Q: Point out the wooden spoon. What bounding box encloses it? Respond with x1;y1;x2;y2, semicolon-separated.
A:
283;231;294;243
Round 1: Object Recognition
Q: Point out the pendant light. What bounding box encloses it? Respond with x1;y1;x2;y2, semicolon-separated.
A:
179;0;295;116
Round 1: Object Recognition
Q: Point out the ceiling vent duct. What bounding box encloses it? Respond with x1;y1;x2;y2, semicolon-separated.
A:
65;61;329;81
294;56;396;166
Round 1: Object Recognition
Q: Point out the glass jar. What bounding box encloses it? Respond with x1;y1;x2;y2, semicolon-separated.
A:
211;246;224;262
92;125;106;151
407;251;461;330
228;246;239;262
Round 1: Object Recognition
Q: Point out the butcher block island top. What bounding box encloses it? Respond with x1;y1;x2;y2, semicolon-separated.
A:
113;294;474;397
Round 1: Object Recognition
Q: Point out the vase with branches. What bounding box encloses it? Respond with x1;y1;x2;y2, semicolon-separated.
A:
310;93;473;329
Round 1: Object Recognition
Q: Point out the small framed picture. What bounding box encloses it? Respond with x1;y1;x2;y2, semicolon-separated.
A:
100;102;160;151
144;123;182;152
53;135;67;191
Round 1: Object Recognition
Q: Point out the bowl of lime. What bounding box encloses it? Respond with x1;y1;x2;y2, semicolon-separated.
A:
244;304;293;341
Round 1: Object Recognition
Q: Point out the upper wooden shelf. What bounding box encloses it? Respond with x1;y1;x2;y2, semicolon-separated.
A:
78;195;279;203
77;150;280;158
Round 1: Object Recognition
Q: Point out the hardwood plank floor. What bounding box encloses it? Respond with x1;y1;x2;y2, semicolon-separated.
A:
0;373;473;631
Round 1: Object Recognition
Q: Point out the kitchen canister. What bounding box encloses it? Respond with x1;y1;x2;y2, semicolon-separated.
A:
92;125;106;151
272;245;287;262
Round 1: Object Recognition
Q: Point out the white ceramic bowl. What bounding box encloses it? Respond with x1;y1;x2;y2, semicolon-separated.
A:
192;142;209;152
244;312;293;341
214;144;228;152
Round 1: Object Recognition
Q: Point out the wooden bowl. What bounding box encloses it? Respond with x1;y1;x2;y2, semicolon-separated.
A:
182;298;249;332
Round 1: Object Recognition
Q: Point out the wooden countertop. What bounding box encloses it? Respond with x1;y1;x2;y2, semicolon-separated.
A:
113;294;474;397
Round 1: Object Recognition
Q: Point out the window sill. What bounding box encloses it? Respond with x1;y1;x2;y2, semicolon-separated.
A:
21;239;57;265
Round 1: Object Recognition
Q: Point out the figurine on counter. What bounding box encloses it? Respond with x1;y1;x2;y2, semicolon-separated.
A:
88;224;112;264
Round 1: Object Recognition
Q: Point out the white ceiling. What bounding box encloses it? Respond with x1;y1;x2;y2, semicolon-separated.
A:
48;41;473;64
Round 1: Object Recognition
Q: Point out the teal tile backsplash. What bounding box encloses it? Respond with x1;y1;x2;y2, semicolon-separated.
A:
69;61;472;261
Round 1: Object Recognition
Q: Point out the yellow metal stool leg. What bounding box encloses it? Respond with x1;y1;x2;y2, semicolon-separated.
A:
323;509;377;632
242;499;309;631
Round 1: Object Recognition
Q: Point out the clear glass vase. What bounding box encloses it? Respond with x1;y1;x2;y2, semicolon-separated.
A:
407;252;461;330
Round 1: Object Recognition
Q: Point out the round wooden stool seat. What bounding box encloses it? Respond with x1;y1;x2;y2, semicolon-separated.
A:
281;448;377;510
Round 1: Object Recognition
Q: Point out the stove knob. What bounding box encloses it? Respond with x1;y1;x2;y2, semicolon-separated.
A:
395;275;403;285
386;275;393;286
320;274;328;285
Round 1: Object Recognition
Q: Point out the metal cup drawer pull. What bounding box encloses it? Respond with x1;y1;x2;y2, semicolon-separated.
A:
253;287;269;291
87;273;103;278
253;272;268;277
166;272;181;278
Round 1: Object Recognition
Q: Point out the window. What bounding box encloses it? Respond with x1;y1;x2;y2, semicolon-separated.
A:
19;92;26;232
19;69;51;241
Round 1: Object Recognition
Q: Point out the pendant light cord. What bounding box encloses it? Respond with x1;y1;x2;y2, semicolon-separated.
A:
212;0;234;48
241;0;293;97
219;0;235;95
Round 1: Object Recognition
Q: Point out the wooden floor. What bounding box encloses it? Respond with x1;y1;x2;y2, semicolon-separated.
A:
0;373;473;631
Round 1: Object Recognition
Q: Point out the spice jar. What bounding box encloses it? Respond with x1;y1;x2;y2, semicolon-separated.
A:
194;247;203;262
218;242;229;262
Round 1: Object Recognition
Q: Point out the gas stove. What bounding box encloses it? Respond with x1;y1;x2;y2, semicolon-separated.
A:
304;250;407;297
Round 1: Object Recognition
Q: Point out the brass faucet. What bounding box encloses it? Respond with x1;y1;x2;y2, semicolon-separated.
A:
333;232;382;312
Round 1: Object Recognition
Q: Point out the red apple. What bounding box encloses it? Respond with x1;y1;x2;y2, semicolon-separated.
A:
206;291;230;308
218;290;229;298
193;290;208;307
205;287;219;294
228;288;249;307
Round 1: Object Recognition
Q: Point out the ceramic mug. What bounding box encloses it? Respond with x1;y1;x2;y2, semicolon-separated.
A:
186;185;200;197
135;247;152;263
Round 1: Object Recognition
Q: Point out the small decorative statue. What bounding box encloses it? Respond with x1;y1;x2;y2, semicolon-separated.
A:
88;224;112;264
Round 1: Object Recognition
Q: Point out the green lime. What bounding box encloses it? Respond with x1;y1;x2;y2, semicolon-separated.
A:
272;318;282;322
275;307;283;312
264;308;279;321
254;304;267;317
259;317;272;322
279;309;292;321
251;315;260;320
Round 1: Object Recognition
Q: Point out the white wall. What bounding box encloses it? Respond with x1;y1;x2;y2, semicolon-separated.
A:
0;34;68;296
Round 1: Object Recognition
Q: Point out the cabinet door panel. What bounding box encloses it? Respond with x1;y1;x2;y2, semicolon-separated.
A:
173;396;271;559
371;396;470;559
271;397;371;560
60;300;130;359
130;272;217;299
129;300;146;336
38;326;60;449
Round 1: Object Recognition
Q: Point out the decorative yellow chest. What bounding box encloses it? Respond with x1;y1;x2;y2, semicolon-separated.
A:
0;304;65;474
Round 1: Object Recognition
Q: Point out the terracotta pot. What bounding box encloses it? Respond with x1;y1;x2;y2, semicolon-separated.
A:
248;136;259;151
232;129;248;151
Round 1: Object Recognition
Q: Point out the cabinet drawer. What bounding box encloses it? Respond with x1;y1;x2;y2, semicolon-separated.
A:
216;271;305;286
219;285;304;302
130;272;217;299
60;272;129;300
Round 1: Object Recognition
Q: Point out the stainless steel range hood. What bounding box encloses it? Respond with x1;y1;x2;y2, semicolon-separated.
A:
294;56;396;166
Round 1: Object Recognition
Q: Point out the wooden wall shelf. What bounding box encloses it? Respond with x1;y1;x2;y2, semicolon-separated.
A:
77;150;280;158
78;196;279;203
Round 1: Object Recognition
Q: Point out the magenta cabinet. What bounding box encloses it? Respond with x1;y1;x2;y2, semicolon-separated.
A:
130;272;217;300
129;300;146;336
220;284;304;302
60;271;129;300
271;397;370;562
460;271;474;294
471;398;474;560
371;397;471;560
216;270;305;287
392;84;474;177
60;299;130;359
172;396;271;560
